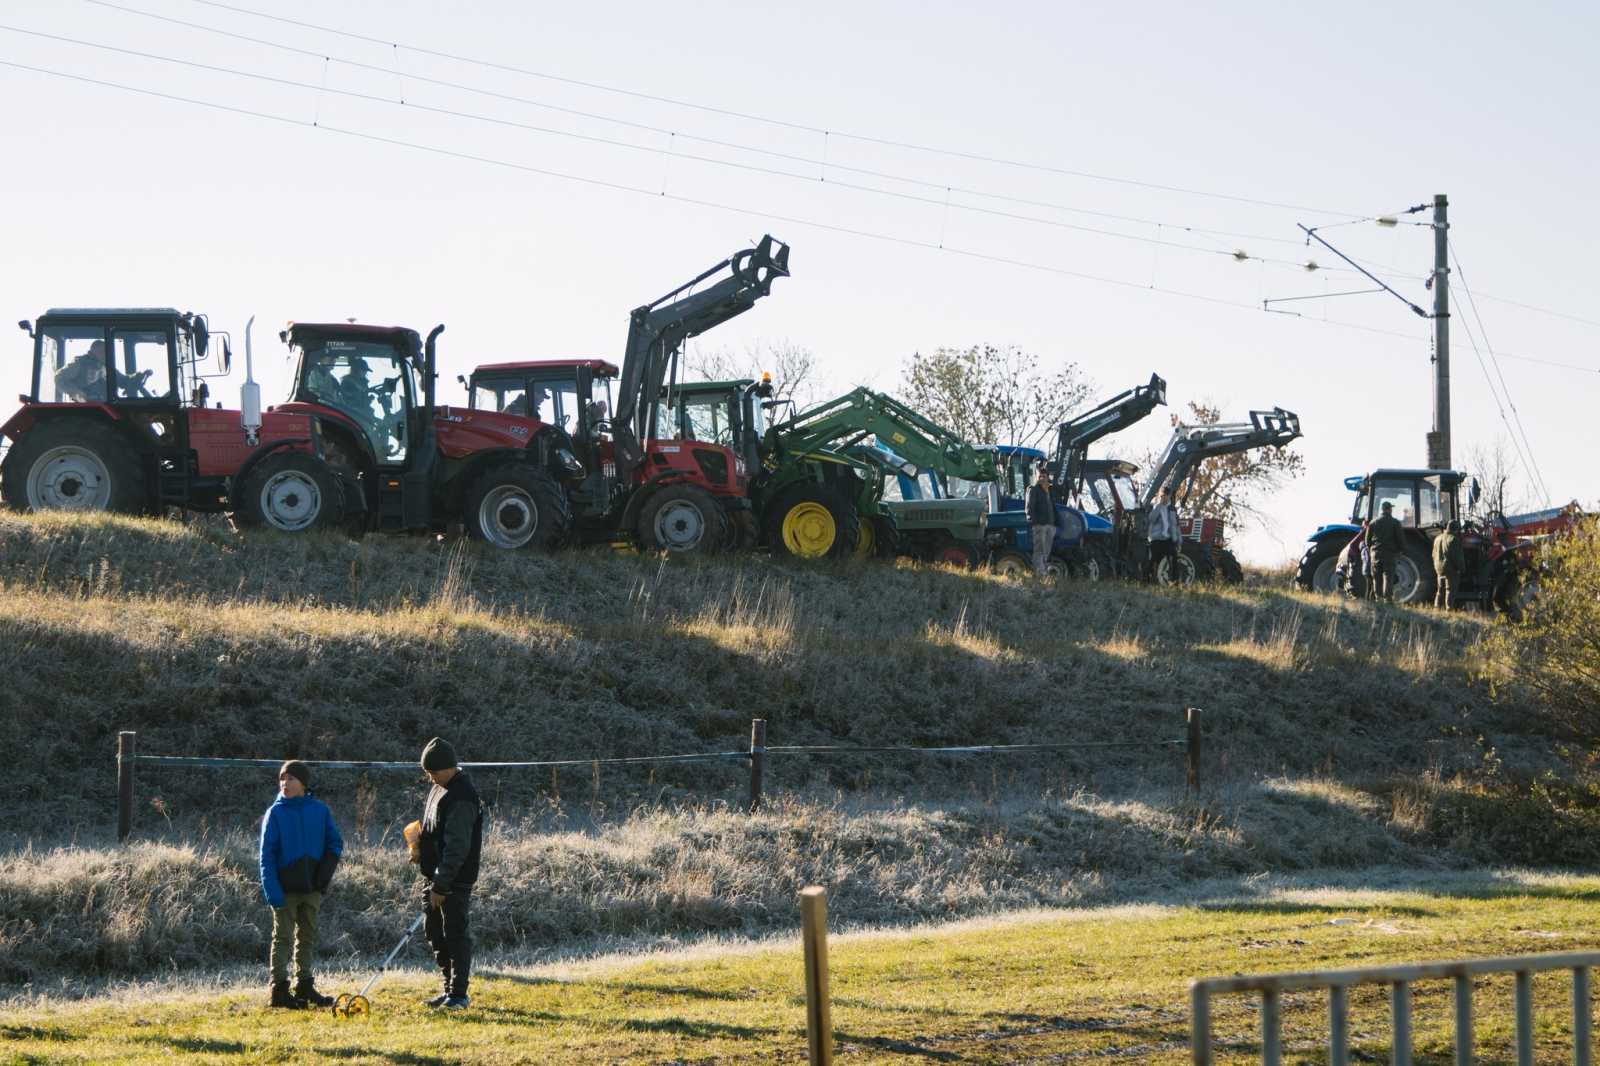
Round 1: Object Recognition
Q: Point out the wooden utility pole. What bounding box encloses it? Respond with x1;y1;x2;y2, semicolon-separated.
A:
1427;193;1451;469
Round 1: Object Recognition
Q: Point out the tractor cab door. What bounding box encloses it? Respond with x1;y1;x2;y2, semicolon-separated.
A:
1417;475;1452;532
300;340;414;467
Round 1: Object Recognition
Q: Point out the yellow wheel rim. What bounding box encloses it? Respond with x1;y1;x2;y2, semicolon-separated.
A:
853;518;877;559
782;501;837;558
346;995;369;1019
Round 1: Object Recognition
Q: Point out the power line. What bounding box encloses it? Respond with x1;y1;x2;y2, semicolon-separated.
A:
181;0;1371;220
82;0;1370;263
8;21;1366;279
0;54;1435;354
1472;291;1600;331
1448;288;1547;506
1450;244;1552;505
1495;351;1599;374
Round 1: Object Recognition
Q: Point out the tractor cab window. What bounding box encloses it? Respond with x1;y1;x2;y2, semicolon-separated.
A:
543;379;581;434
946;474;988;500
1418;476;1452;528
1368;479;1416;526
110;329;174;403
881;473;909;502
302;340;411;462
38;326;108;404
679;394;736;446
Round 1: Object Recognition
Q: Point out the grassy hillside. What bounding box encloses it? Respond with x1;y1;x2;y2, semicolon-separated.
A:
0;512;1589;992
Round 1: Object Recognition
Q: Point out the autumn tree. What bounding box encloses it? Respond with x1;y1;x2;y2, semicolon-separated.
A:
1464;437;1537;518
898;345;1093;448
1151;400;1305;531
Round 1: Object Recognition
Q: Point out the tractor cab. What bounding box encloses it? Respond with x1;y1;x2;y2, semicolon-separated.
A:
286;325;423;467
657;377;772;484
1077;459;1142;523
18;307;228;414
1346;469;1466;532
466;359;617;441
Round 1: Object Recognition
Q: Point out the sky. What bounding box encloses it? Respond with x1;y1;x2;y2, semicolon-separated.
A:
2;0;1596;564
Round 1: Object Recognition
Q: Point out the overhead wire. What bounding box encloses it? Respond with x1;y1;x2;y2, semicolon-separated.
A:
5;21;1373;279
1449;242;1552;504
180;0;1371;220
0;54;1430;352
1448;287;1547;506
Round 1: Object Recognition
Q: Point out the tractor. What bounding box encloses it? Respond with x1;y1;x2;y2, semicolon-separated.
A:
1293;469;1570;613
1075;406;1302;585
0;307;336;524
458;235;791;554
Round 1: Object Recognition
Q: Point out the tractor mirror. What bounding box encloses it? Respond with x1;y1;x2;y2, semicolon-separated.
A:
1468;478;1480;510
219;338;232;374
17;319;33;337
193;318;210;357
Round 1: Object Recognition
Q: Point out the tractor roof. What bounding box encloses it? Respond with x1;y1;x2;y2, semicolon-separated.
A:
987;444;1048;460
1365;468;1467;482
40;307;184;320
674;378;755;393
473;359;619;376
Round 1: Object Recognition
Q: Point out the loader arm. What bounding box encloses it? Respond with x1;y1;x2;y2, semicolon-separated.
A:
1140;407;1301;508
611;235;790;480
1049;373;1167;491
767;386;997;482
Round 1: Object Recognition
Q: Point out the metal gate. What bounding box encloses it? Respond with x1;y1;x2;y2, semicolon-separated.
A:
1191;949;1600;1065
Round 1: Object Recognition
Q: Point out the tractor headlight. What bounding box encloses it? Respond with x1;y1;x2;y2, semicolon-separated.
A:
556;448;585;477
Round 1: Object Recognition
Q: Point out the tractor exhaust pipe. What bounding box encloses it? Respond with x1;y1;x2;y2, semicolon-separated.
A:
423;324;444;412
241;314;261;446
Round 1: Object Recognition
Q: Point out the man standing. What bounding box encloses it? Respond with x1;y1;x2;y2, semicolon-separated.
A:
1025;467;1057;579
1432;519;1465;609
1147;488;1182;583
1368;501;1405;602
259;760;343;1009
417;738;483;1010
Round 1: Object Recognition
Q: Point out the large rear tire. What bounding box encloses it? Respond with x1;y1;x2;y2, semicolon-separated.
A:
464;462;568;550
853;516;898;561
766;483;859;560
234;452;344;533
638;483;727;555
1214;547;1245;584
1155;550;1198;586
991;549;1032;578
1295;535;1350;594
2;417;150;515
1393;540;1435;605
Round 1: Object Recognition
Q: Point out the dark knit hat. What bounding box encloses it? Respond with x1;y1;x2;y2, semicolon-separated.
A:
279;760;311;788
420;737;458;772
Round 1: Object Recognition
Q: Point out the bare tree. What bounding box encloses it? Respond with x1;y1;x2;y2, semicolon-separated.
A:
1464;437;1534;518
899;345;1093;448
685;339;825;410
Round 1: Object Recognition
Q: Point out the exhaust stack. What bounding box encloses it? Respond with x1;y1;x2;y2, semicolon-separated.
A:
241;314;261;445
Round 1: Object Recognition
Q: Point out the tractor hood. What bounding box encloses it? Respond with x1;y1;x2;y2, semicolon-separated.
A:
881;496;987;539
433;406;547;457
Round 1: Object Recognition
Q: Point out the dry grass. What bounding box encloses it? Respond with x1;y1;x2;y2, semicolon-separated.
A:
0;512;1579;994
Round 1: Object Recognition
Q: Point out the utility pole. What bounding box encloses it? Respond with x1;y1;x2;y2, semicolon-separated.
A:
1427;193;1450;469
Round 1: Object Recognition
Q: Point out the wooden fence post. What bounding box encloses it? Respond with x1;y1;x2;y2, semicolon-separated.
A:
800;886;833;1066
1185;708;1202;792
117;731;136;842
749;719;767;813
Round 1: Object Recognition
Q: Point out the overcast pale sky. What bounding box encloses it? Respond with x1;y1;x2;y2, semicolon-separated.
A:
3;0;1595;563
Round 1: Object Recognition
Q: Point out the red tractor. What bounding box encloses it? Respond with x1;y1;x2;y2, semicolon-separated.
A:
1;307;328;522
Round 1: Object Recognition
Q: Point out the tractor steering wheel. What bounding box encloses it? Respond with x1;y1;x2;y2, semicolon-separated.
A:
116;367;155;398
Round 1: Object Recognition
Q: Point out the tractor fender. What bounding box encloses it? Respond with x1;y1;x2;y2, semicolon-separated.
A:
229;437;315;499
0;402;122;442
1306;522;1360;544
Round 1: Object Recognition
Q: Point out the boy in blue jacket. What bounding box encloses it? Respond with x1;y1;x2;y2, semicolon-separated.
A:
259;760;343;1009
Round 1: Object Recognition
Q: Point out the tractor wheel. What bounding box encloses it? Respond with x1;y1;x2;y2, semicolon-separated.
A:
1213;548;1245;585
853;517;898;561
638;483;727;555
991;549;1032;578
2;417;150;515
1154;550;1199;587
1391;541;1435;606
766;484;859;560
1295;536;1350;594
723;509;758;553
1070;544;1112;581
1496;571;1539;622
234;452;344;533
464;462;568;550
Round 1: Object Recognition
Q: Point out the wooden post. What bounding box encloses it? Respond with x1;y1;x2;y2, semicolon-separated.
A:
117;731;136;842
749;719;767;813
1186;708;1202;792
800;886;833;1066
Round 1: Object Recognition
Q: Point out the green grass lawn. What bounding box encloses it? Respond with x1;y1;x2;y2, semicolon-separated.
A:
5;876;1600;1064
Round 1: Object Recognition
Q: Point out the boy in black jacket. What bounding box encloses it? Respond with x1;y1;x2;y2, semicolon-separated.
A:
416;738;483;1010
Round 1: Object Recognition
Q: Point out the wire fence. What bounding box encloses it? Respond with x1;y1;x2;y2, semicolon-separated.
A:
114;709;1204;841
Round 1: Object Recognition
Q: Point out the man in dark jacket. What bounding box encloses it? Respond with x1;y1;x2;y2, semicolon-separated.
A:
1025;467;1057;579
1432;519;1465;609
259;760;343;1009
1368;501;1405;602
417;737;483;1010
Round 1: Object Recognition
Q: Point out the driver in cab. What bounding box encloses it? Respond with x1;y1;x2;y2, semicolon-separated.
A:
54;340;108;402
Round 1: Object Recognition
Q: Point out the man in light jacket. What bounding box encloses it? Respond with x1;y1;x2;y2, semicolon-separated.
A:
1147;488;1182;583
1025;467;1057;579
259;760;343;1009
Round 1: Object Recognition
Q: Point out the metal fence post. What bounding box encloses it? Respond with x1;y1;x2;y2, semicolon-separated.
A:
1191;984;1212;1066
1514;970;1534;1066
1262;988;1282;1066
1392;980;1413;1066
116;731;136;842
1186;707;1202;792
800;886;833;1066
1330;984;1350;1066
749;719;766;813
1575;966;1591;1066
